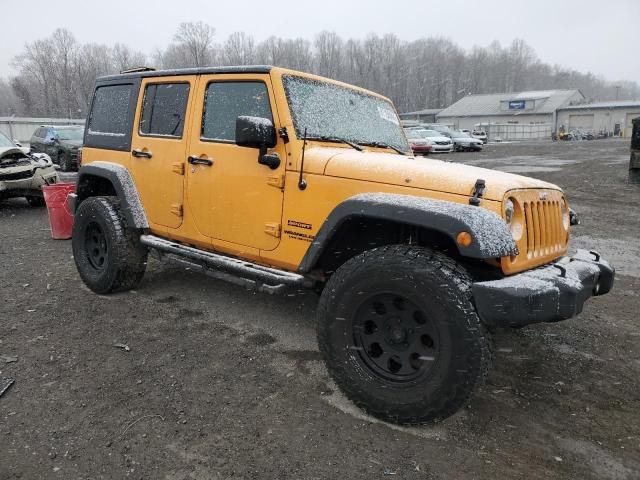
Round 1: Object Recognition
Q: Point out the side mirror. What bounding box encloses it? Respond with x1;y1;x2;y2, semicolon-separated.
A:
235;116;280;170
236;116;276;149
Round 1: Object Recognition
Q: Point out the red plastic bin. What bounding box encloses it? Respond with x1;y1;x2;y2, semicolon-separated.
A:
42;183;76;240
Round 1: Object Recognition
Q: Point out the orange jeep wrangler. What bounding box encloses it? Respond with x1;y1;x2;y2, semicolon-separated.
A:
70;66;614;424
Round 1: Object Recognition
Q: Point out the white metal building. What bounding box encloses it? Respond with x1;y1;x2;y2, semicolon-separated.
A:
436;89;585;138
0;117;85;144
556;101;640;138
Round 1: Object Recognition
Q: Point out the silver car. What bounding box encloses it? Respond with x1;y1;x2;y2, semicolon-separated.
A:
0;132;59;206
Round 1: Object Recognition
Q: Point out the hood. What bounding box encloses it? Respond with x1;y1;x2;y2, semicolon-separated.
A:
321;150;559;201
0;147;28;161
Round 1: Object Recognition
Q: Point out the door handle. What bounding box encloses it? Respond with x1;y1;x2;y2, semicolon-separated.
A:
132;149;152;158
188;155;213;166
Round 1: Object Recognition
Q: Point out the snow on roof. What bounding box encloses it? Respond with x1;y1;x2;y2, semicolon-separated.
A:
399;108;443;117
437;89;583;118
558;100;640;111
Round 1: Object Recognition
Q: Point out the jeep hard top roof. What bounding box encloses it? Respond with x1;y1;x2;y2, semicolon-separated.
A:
97;65;273;82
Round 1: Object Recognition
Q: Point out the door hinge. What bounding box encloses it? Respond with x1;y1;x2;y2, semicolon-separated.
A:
172;162;185;175
267;173;285;189
264;222;281;238
170;203;183;217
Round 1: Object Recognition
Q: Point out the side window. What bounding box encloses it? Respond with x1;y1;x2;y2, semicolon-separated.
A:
140;83;190;138
35;128;45;138
88;84;133;137
84;82;138;151
201;82;273;142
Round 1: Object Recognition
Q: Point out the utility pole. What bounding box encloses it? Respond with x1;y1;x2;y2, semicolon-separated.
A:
614;85;621;101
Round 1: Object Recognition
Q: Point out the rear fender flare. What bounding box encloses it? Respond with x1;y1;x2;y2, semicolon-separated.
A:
73;161;148;229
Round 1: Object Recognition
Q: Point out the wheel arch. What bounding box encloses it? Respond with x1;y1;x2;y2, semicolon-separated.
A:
72;161;148;229
298;193;518;274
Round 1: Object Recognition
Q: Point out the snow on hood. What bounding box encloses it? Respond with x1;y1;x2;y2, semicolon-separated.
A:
321;149;559;201
0;147;28;160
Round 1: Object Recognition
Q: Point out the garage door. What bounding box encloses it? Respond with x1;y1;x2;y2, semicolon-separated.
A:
568;114;594;130
625;113;640;138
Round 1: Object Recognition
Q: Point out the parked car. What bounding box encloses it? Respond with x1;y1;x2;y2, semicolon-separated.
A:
405;129;433;155
472;129;488;143
72;65;613;426
407;129;453;152
0;131;59;206
30;125;84;172
449;131;484;151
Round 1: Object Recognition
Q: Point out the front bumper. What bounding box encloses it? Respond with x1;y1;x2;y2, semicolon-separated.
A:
472;250;614;328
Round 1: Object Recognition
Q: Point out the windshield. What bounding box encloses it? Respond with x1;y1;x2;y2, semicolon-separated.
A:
56;127;84;141
0;132;15;148
282;75;410;153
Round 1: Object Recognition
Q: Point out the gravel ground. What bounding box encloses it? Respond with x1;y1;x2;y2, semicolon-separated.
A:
1;139;638;479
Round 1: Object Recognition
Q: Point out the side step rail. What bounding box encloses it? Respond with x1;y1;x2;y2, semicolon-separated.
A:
140;235;310;294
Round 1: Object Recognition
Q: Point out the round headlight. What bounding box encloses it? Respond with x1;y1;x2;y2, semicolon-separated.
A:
504;197;524;240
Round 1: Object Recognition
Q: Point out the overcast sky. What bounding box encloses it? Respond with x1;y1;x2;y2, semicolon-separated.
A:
2;0;639;82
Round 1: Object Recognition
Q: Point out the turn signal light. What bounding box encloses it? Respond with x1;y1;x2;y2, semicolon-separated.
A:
456;231;473;247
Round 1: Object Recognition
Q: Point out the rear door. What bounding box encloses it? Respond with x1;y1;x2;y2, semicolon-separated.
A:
186;74;286;251
130;77;196;230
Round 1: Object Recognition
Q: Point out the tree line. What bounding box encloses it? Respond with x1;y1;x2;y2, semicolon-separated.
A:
1;22;637;118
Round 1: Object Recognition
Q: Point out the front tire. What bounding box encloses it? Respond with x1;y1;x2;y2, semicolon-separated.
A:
26;195;45;207
317;245;491;425
72;196;147;294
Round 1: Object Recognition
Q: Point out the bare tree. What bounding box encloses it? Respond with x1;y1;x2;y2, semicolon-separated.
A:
222;32;255;65
5;25;639;117
174;21;215;67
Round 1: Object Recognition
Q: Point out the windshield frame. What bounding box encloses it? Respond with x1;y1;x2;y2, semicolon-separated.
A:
0;132;16;148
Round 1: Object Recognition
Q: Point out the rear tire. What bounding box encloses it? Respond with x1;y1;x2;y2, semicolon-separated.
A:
317;245;492;425
59;151;72;172
72;196;147;294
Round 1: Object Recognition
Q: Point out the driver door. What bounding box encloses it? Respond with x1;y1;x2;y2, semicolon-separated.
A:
186;74;286;252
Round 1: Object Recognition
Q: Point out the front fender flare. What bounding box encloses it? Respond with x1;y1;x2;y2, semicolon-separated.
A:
73;161;148;229
298;193;517;273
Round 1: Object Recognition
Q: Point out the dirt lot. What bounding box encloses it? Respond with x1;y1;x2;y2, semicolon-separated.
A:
1;139;639;480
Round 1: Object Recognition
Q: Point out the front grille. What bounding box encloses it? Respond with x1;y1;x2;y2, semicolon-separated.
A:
523;200;564;258
435;141;450;145
0;168;35;181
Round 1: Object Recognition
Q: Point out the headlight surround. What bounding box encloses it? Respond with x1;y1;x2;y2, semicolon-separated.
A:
561;198;570;229
504;197;524;240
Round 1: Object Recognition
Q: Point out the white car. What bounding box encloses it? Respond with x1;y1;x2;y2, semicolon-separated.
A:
0;132;59;206
449;131;484;152
407;129;453;153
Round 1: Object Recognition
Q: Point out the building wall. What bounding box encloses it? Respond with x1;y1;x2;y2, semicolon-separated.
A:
556;109;640;138
435;114;552;131
0;117;85;144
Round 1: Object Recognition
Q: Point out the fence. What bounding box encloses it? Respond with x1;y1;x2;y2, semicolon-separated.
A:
0;117;85;144
476;123;552;142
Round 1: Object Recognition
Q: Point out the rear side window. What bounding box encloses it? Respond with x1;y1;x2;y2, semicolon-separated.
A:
201;82;272;142
88;85;131;136
84;81;139;151
140;83;190;138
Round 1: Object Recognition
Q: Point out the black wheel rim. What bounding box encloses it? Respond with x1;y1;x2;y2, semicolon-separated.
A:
84;222;108;271
352;293;440;383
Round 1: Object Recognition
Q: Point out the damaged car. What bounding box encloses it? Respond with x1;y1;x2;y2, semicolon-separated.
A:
0;132;59;206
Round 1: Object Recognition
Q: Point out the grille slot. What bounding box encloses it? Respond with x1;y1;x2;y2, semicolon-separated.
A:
523;200;564;258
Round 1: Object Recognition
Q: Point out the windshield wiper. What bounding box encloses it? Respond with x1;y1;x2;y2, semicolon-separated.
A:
309;136;364;152
359;141;408;155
